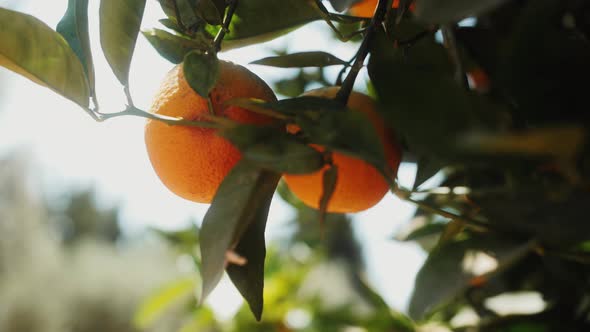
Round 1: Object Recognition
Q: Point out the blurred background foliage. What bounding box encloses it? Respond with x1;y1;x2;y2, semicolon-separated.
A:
0;152;415;332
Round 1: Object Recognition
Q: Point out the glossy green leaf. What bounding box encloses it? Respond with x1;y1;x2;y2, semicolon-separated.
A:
319;164;338;223
199;161;280;306
368;31;487;159
56;0;95;98
226;198;272;321
220;125;325;174
158;18;183;33
142;29;212;64
251;51;347;68
395;222;446;242
409;236;533;319
218;0;322;50
176;0;201;28
158;0;224;27
0;7;89;107
99;0;146;85
228;96;390;180
183;51;219;97
133;277;197;329
195;0;223;25
414;0;510;23
295;107;390;181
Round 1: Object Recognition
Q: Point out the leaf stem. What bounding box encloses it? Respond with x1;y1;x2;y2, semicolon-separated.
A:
394;186;489;231
124;84;134;107
213;0;238;53
335;0;391;104
313;0;368;42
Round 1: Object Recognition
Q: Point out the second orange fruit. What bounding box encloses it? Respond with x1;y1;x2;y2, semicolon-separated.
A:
144;61;277;203
283;87;402;213
349;0;414;17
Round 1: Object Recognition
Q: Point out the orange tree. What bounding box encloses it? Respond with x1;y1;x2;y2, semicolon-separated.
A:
2;0;590;330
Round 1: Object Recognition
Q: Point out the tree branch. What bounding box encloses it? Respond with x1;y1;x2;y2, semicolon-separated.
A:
335;0;391;104
213;0;239;53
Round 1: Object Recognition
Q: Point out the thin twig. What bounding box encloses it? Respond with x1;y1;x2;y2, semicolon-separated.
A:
394;186;489;231
335;55;355;86
335;0;391;104
313;0;368;42
213;0;239;52
97;106;230;129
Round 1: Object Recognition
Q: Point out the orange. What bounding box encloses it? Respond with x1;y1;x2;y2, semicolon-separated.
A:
283;87;402;213
349;0;415;17
144;61;277;203
467;68;490;93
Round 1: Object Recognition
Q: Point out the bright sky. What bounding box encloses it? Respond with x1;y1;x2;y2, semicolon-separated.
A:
0;0;426;315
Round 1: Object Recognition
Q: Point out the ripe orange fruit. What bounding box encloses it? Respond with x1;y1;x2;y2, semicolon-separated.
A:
467;68;490;93
144;61;277;203
349;0;414;17
283;87;402;213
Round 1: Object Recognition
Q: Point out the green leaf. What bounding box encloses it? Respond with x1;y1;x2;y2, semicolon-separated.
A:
251;51;347;68
414;0;510;23
226;96;347;117
409;236;533;319
195;0;223;25
276;180;306;209
183;51;219;97
296;107;390;181
176;0;201;28
99;0;146;85
199;161;280;305
319;164;338;224
56;0;95;98
228;96;391;180
395;221;446;242
226;201;271;321
219;125;325;174
0;7;89;108
368;31;490;160
158;18;184;33
159;0;224;27
142;29;212;64
133;277;197;329
218;0;322;50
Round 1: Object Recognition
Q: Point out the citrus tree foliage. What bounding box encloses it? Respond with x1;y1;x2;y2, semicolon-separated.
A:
2;0;590;330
